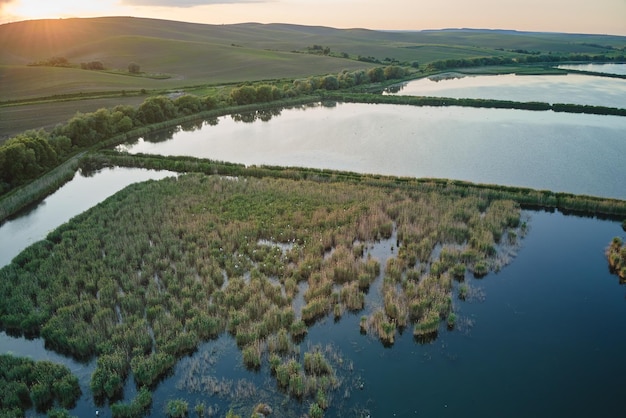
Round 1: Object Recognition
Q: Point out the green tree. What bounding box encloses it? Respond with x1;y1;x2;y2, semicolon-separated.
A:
128;62;140;73
367;67;385;82
322;75;339;90
137;96;177;125
230;85;257;105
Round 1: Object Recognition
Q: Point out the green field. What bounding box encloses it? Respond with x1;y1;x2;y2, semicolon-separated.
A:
1;17;624;141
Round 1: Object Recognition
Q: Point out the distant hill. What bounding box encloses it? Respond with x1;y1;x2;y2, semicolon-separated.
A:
1;17;624;140
2;16;624;68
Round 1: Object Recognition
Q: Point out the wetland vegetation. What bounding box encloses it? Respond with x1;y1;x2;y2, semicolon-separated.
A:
1;173;525;414
0;16;625;417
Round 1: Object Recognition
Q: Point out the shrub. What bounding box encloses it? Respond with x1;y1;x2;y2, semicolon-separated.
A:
166;399;188;418
309;402;324;418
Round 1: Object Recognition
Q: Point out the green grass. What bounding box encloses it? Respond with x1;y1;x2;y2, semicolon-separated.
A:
1;17;623;143
0;95;147;141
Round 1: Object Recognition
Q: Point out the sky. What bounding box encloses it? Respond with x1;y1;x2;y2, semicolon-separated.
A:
0;0;625;36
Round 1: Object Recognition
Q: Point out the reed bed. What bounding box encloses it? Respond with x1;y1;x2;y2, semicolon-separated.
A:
0;172;534;410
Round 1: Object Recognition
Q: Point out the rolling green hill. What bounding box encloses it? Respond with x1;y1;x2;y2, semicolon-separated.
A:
0;17;624;140
2;16;624;96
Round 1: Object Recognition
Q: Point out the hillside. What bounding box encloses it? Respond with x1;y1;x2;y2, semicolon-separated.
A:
0;17;624;140
2;17;624;96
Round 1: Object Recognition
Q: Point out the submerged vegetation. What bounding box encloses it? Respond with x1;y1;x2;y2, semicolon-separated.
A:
0;173;525;413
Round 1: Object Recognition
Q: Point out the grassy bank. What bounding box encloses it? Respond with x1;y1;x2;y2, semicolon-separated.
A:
323;92;626;116
88;151;626;218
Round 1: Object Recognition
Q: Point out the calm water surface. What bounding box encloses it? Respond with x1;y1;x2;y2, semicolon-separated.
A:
2;70;626;417
385;70;626;108
119;103;626;199
148;211;626;417
0;167;176;267
557;63;626;76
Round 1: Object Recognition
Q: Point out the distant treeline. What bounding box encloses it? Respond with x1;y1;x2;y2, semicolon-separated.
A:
425;52;625;72
0;66;407;196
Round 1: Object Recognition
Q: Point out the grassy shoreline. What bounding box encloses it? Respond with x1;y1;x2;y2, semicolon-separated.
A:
2;88;625;225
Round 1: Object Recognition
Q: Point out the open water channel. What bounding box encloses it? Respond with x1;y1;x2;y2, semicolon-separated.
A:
1;65;625;417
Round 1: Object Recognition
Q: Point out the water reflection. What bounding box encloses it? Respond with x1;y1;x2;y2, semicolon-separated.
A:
118;103;626;200
557;63;626;76
0;167;176;267
231;107;282;123
385;70;626;108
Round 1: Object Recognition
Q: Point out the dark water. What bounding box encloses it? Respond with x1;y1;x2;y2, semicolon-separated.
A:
3;210;624;417
56;210;621;418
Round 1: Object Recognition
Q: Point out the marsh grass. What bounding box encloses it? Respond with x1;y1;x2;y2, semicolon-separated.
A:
1;173;529;410
606;237;626;281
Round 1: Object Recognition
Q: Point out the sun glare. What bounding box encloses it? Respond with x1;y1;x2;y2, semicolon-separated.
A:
7;0;117;20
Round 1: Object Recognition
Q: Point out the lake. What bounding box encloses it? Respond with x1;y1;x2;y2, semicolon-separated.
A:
384;70;626;108
0;167;177;267
118;103;626;200
556;63;626;76
1;68;626;417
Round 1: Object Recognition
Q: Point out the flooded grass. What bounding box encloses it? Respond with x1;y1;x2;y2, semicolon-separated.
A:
0;173;527;414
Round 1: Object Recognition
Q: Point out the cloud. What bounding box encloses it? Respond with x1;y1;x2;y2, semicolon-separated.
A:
121;0;263;7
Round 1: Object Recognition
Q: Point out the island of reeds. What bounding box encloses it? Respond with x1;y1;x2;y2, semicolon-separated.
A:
0;172;527;415
607;237;626;281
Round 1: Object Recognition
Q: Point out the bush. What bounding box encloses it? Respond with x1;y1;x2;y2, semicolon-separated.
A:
166;399;188;418
309;402;324;418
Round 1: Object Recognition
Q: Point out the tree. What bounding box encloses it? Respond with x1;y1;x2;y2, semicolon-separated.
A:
321;75;339;90
137;96;177;124
230;85;257;105
367;67;385;82
128;62;141;74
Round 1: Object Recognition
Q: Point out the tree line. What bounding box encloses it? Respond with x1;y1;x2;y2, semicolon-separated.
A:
230;65;407;104
0;65;407;195
426;52;625;72
0;95;217;194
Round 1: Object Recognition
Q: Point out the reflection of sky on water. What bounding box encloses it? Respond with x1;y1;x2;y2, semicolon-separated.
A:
557;63;626;76
0;168;176;267
385;66;626;108
120;103;626;201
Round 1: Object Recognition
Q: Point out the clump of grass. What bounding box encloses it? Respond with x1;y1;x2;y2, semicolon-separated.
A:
370;309;395;345
458;283;468;300
242;342;262;370
414;309;440;337
165;399;188;418
304;350;333;376
451;263;466;279
309;402;324;418
340;282;364;311
473;261;489;277
606;237;626;280
447;312;457;329
359;316;368;334
290;320;308;339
